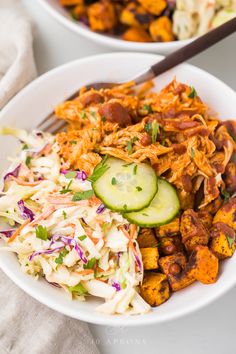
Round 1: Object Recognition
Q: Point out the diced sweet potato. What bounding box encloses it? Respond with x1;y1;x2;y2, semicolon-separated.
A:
60;0;83;6
200;196;223;215
155;217;180;237
149;17;174;42
140;272;170;306
138;0;167;16
120;3;152;29
140;247;159;270
180;209;209;252
189;246;219;284
122;27;152;42
213;197;236;230
197;210;213;230
137;228;158;248
158;235;183;255
210;222;236;259
88;0;116;32
159;253;195;291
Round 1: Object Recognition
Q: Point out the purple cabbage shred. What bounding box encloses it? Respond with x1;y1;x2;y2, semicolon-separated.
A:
17;200;35;221
96;204;105;214
111;281;121;292
3;164;21;181
0;229;16;238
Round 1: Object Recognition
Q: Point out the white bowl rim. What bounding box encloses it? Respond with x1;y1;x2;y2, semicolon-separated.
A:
36;0;193;52
0;52;236;326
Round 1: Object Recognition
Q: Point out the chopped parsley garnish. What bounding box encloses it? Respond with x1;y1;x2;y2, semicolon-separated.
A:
68;283;87;295
88;155;110;183
22;144;29;150
62;211;67;220
190;147;195;159
70;140;77;145
127;136;138;155
36;225;48;241
122;163;132;167
60;180;73;194
72;190;94;201
133;165;138;175
83;257;97;269
25;156;32;167
78;235;87;241
65;171;77;179
55;249;69;264
79;111;87;119
144;121;152;134
221;189;230;202
111;177;117;185
101;116;107;123
90;111;97;118
188;86;198;99
226;232;235;248
143;104;153;113
152;121;159;143
136;186;142;191
123;204;128;211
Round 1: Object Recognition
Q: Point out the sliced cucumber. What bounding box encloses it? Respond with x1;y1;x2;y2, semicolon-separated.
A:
92;157;158;212
124;179;180;227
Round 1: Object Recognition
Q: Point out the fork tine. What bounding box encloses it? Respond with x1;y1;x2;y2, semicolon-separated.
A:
51;121;67;134
42;117;67;134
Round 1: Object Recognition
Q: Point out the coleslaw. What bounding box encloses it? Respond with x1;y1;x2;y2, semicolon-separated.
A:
0;127;150;315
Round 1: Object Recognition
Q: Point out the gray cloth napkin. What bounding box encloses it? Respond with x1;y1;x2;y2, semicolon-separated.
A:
0;271;100;354
0;1;99;353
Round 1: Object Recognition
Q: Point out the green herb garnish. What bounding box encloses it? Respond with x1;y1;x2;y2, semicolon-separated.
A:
144;121;152;134
188;86;197;99
62;211;67;220
152;121;159;143
22;144;29;150
83;257;97;269
55;249;69;264
79;111;87;119
226;232;235;248
65;171;77;179
136;186;142;191
90;111;97;118
122;163;132;167
123;204;128;211
111;177;117;185
221;189;230;202
36;225;48;241
72;189;94;201
127;136;138;155
68;283;87;295
133;165;138;175
142;213;148;216
25;156;32;167
60;180;73;194
190;147;195;159
70;140;77;145
88;155;110;183
143;104;153;113
101;116;107;123
78;235;87;241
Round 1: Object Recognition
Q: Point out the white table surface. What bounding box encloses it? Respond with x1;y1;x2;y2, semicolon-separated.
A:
21;1;236;353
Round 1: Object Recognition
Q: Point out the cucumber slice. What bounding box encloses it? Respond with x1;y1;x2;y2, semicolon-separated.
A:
124;179;180;227
92;157;158;212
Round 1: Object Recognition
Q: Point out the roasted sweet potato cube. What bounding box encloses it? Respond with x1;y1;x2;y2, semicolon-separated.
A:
149;17;174;42
210;222;236;259
60;0;83;6
137;228;157;248
140;273;170;306
213;197;236;230
122;27;152;42
158;235;183;255
197;210;213;230
138;0;167;15
200;196;223;215
159;253;195;291
120;3;152;29
189;246;219;284
140;247;159;270
88;0;116;32
180;209;209;252
155;217;180;237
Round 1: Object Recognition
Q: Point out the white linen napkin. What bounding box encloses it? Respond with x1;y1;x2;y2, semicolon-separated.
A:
0;0;37;109
0;2;99;353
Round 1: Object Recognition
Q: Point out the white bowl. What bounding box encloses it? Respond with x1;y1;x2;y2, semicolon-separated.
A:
0;52;235;326
37;0;192;54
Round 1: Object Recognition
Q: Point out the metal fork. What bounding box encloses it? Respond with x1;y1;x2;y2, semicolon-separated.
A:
38;17;236;134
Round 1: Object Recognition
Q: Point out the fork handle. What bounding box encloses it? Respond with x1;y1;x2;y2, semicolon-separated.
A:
135;17;236;85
